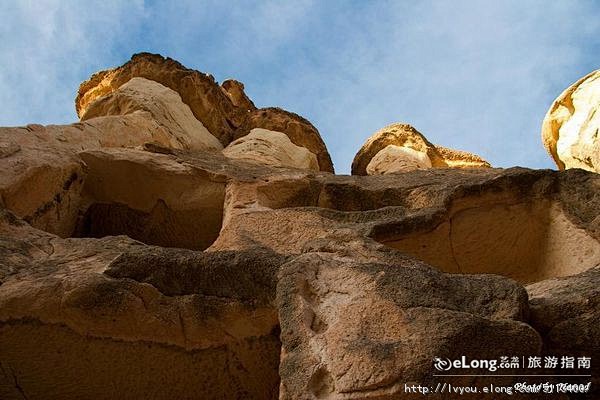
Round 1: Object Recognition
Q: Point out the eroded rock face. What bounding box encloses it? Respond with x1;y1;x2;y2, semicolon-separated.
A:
82;77;223;152
233;107;334;173
76;52;250;146
278;253;539;399
542;70;600;172
527;267;600;396
224;128;319;171
1;54;598;400
0;210;283;399
352;123;490;175
366;144;432;174
76;53;334;173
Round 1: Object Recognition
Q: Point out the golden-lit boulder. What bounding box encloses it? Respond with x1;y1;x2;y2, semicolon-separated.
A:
542;69;600;171
352;123;489;175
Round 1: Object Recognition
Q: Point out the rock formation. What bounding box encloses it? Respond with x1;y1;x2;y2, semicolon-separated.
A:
352;123;490;175
223;128;320;171
542;69;600;172
0;54;597;399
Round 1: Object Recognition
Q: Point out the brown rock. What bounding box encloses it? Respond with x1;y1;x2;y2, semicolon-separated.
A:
0;209;286;400
75;148;227;250
0;71;273;239
527;267;600;399
233;107;334;173
352;123;490;175
76;52;252;146
76;53;334;172
541;69;600;171
435;145;491;169
221;79;257;110
277;253;540;399
82;77;223;151
2;53;599;400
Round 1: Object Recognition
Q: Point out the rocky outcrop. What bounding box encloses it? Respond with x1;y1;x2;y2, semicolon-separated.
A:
81;77;223;152
278;253;538;399
0;55;597;399
528;266;600;396
352;123;490;175
76;53;334;172
542;69;600;172
223;128;319;171
233;107;334;173
221;79;256;110
366;144;432;175
76;53;250;146
0;210;283;399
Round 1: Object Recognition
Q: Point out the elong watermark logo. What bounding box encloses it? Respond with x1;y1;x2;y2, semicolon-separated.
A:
434;356;502;372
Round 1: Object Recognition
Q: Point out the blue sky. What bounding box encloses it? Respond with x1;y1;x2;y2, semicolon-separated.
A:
1;1;599;173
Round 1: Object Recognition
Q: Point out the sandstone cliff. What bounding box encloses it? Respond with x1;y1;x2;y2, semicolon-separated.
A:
0;54;597;400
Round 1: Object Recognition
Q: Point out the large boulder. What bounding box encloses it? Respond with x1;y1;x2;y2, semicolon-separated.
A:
82;77;223;152
233;107;334;173
76;53;252;146
352;123;490;175
542;69;600;172
223;128;319;171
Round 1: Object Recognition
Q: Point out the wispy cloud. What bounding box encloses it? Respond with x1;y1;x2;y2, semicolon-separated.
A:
0;0;145;125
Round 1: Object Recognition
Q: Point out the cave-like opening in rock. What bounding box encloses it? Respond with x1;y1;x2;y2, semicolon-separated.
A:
74;199;223;250
376;196;600;284
71;150;226;251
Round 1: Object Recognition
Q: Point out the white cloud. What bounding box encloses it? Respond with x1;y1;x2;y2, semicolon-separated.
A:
0;0;145;125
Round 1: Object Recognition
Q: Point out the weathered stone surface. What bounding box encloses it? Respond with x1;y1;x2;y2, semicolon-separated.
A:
0;209;285;399
1;69;265;239
76;53;252;146
527;267;600;399
221;79;257;110
352;123;490;175
75;148;227;250
82;77;223;152
1;54;598;400
435;145;491;169
542;69;600;171
366;144;432;174
233;107;334;173
277;253;539;399
223;128;319;171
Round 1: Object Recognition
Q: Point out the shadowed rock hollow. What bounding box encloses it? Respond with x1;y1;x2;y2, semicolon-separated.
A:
0;54;598;399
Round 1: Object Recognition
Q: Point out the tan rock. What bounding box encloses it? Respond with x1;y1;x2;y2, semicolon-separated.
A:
366;144;432;174
82;77;223;152
0;210;284;399
223;128;319;171
542;69;600;171
75;148;227;250
76;53;334;173
3;53;600;400
277;253;540;399
233;107;334;173
76;53;253;146
0;77;226;238
435;145;491;168
352;123;490;175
